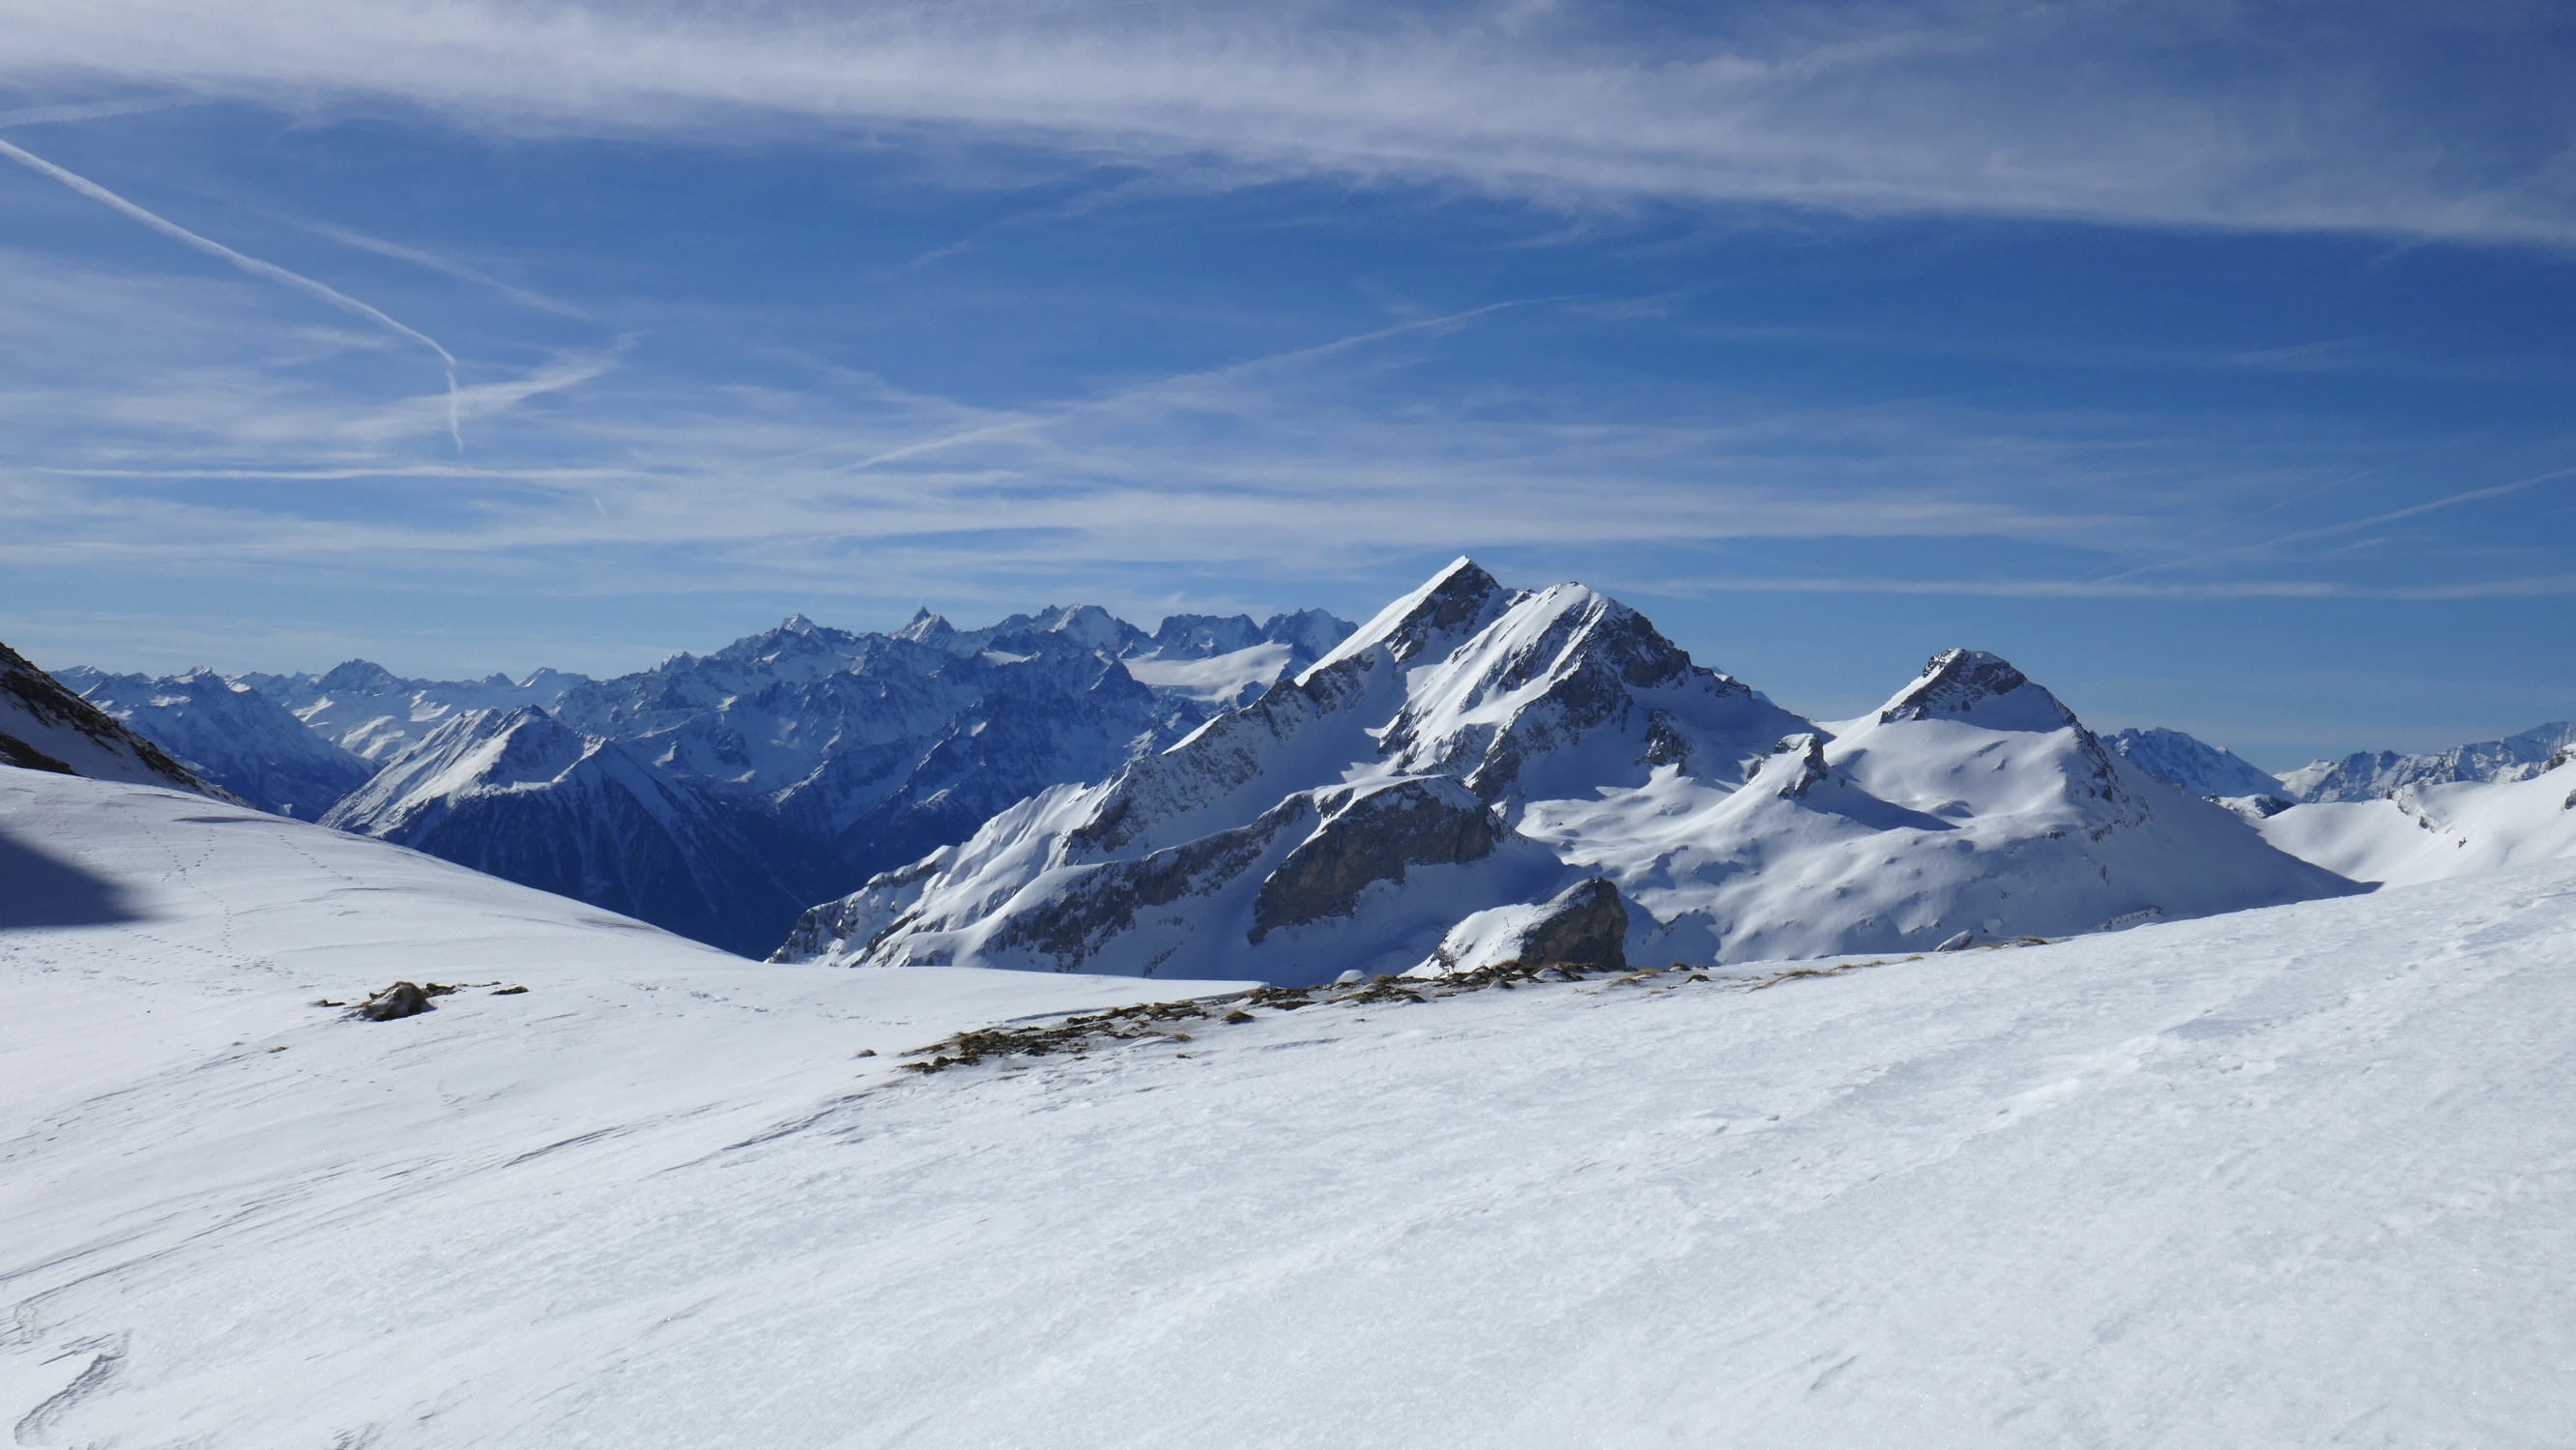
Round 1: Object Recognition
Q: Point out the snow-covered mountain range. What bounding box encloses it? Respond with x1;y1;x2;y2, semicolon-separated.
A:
56;665;374;818
777;561;2358;983
238;658;594;761
2280;719;2576;802
30;575;2576;970
41;605;1358;955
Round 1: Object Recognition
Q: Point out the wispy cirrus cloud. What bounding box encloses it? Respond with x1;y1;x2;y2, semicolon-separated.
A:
0;0;2569;244
0;134;468;447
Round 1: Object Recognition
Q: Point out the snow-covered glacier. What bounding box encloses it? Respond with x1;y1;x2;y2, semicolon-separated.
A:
777;561;2359;982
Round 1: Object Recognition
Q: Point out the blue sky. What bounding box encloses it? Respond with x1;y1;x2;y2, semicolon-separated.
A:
3;0;2573;768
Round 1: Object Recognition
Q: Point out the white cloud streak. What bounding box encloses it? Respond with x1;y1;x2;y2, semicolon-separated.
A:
0;134;468;449
308;222;591;319
0;0;2568;244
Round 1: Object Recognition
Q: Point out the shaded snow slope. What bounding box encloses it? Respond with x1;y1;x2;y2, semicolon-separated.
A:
2282;718;2576;802
0;642;219;797
8;761;2574;1447
782;565;2353;982
58;666;373;818
321;707;830;957
240;659;592;762
2259;749;2576;884
2102;725;2281;798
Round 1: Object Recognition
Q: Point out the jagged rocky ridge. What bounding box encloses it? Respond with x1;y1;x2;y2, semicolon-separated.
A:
774;561;2359;984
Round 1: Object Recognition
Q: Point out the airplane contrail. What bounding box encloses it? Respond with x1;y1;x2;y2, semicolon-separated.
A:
0;134;465;450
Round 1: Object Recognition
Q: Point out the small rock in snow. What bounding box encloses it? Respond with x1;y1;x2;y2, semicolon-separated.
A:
353;982;434;1021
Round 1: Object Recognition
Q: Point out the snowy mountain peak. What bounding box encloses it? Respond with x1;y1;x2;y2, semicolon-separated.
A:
1876;649;2078;732
780;612;820;635
313;658;402;693
1310;556;1510;676
1034;604;1134;653
893;608;955;645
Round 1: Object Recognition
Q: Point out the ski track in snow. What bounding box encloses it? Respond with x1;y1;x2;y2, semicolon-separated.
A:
6;768;2576;1445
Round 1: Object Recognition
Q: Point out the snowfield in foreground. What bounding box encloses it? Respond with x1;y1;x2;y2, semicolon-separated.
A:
6;766;2576;1446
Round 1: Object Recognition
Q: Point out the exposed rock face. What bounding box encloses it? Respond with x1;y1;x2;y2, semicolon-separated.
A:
1512;878;1629;970
1;641;225;798
1250;779;1498;942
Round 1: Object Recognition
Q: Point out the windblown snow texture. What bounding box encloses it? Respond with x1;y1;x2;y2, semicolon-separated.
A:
7;763;2575;1447
2281;719;2576;802
321;707;830;957
2102;726;2282;798
57;666;373;818
0;640;221;797
778;562;2357;983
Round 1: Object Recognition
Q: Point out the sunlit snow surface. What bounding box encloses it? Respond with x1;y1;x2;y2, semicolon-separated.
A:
7;767;2576;1446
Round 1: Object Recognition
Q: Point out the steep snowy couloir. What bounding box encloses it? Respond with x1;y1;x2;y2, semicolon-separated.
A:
774;563;2358;982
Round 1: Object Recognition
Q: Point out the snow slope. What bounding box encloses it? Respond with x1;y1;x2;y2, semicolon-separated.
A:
783;563;2354;982
8;762;2576;1447
2101;725;2282;798
0;642;219;797
2281;718;2576;802
57;666;374;818
2259;750;2576;884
